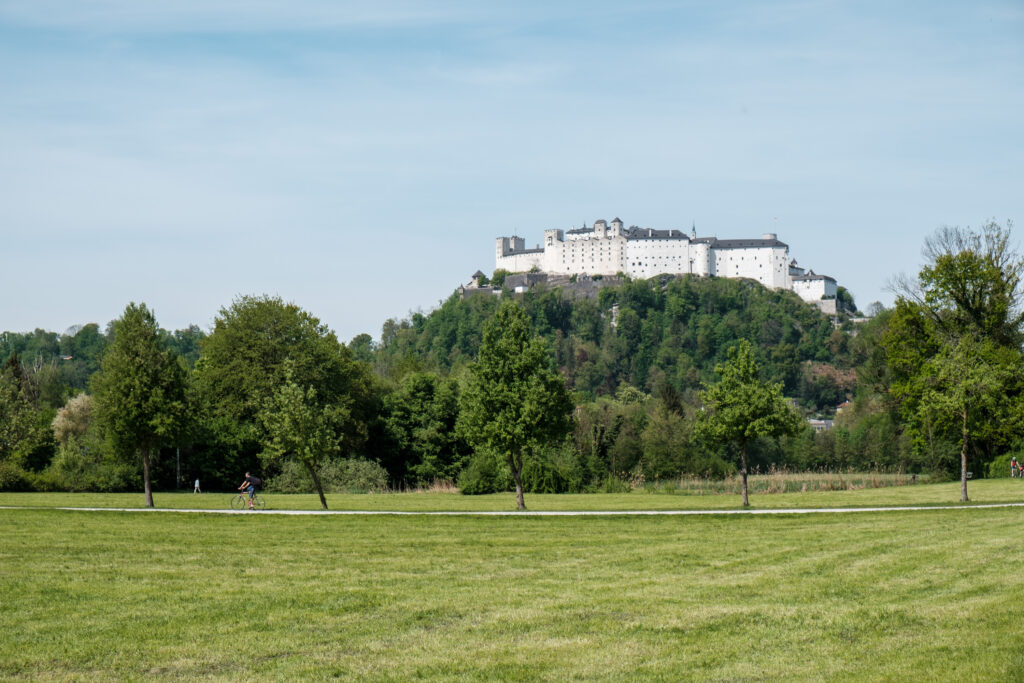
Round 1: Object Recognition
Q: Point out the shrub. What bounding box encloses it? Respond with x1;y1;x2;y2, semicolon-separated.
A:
987;452;1022;479
457;452;511;495
320;458;389;493
521;456;569;493
0;461;34;491
267;458;389;494
599;474;632;493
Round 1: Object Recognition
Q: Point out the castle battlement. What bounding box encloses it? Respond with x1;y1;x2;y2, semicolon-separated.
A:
495;218;838;309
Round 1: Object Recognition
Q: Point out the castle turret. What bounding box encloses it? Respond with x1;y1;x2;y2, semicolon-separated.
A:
496;235;527;259
544;228;564;246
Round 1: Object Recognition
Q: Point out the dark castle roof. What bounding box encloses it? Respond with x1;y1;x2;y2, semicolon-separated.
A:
792;270;836;282
711;238;788;249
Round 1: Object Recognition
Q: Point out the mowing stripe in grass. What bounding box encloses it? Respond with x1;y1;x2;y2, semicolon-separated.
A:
2;501;1024;515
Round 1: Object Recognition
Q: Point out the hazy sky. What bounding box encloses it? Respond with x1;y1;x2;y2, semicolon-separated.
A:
2;1;1022;342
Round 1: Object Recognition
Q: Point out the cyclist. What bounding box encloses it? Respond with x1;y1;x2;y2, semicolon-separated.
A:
237;472;262;510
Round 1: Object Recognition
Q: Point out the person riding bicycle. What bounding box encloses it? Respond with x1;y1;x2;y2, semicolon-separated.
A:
237;472;262;510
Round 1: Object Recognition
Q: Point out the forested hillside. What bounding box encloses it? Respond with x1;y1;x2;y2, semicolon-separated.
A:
372;274;856;412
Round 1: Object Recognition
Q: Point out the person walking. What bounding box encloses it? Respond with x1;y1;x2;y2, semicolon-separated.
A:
193;477;201;493
1012;456;1019;479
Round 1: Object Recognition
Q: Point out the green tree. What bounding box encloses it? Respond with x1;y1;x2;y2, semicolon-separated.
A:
457;300;573;510
92;303;189;507
885;221;1024;486
383;372;467;485
192;295;375;487
259;361;353;510
0;364;37;470
915;335;1018;501
697;340;802;506
640;402;689;480
917;221;1023;347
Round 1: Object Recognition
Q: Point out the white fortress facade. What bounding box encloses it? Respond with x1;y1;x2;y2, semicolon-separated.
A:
495;218;837;309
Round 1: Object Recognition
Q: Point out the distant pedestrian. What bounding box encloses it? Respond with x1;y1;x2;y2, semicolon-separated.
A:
194;477;201;493
1011;457;1020;478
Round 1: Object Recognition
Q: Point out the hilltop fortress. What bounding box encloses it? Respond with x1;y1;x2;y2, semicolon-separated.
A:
495;217;839;313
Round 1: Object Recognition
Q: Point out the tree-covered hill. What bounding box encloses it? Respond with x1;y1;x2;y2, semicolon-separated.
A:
372;274;855;413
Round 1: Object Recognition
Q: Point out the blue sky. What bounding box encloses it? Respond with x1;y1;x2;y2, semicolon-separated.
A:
2;1;1021;342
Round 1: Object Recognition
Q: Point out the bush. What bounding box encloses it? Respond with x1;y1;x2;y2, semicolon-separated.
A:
457;453;511;495
266;458;389;494
320;458;389;493
0;461;34;491
38;438;139;492
987;452;1022;479
521;456;569;493
599;474;632;493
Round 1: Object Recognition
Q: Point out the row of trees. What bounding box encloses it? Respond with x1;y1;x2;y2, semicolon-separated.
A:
0;292;801;509
1;220;1020;506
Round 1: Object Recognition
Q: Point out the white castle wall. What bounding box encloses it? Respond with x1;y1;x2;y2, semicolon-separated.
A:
792;274;838;302
496;236;544;272
626;232;701;280
550;220;628;276
711;235;790;289
495;220;837;300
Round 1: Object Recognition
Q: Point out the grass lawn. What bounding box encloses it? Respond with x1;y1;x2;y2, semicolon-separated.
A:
2;478;1023;512
2;499;1023;680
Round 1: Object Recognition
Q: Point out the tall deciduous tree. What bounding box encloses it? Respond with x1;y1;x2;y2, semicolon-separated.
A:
915;335;1018;501
458;301;573;510
259;361;350;510
0;364;37;467
92;303;188;507
383;372;468;486
192;295;375;484
886;221;1024;491
918;221;1023;347
697;340;802;506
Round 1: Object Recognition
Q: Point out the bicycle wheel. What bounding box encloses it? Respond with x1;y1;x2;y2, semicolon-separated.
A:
230;494;246;510
253;495;266;510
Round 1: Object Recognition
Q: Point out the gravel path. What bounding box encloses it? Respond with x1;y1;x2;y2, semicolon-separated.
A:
3;502;1024;516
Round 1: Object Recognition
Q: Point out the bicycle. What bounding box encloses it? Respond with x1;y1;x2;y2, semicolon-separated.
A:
230;492;266;510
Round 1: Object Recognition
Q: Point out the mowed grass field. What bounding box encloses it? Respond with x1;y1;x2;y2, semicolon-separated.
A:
2;483;1024;680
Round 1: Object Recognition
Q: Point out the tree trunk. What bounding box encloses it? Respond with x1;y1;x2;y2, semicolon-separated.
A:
510;452;526;511
740;444;749;508
142;447;154;508
961;408;969;503
305;460;329;510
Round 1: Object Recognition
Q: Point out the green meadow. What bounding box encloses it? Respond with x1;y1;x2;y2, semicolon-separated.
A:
2;482;1023;680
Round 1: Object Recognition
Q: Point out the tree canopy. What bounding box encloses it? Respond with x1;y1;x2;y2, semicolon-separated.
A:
457;301;573;510
697;339;802;506
191;295;377;484
886;221;1024;496
91;303;189;507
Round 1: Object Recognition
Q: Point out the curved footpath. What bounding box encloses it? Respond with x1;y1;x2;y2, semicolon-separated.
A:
2;502;1024;516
